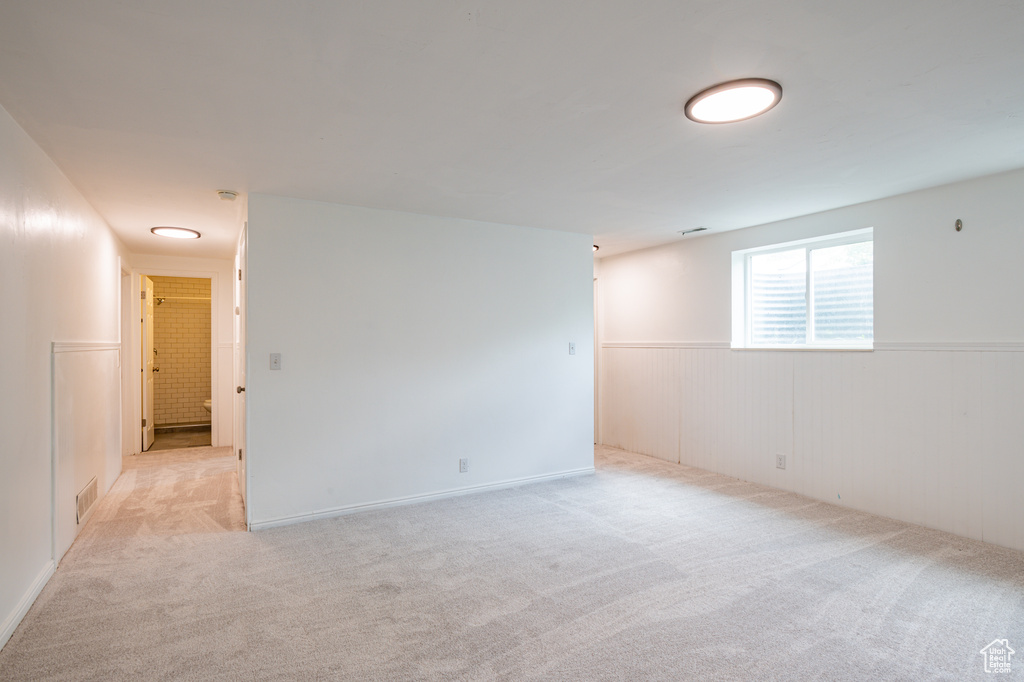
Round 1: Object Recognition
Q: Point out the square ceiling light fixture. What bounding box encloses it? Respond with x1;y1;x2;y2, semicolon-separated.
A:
684;78;782;124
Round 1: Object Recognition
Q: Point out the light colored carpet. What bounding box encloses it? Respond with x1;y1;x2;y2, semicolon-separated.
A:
1;444;1022;680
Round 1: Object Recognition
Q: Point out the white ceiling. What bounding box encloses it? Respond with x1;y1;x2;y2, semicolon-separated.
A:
2;1;1024;259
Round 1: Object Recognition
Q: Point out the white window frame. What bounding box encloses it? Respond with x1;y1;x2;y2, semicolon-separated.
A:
731;228;873;350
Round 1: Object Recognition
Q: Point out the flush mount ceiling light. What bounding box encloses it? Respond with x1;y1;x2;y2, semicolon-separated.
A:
151;226;201;239
684;78;782;124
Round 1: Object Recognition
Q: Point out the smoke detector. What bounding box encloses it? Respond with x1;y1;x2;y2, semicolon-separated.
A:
217;190;238;201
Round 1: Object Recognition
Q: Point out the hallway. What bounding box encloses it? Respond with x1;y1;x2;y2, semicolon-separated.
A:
99;446;244;534
0;446;246;678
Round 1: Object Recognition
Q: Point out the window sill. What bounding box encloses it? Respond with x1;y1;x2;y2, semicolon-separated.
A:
731;345;874;352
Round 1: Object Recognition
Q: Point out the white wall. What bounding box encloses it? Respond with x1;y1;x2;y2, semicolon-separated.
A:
601;168;1024;344
0;104;128;649
598;168;1024;551
128;255;236;450
246;194;594;528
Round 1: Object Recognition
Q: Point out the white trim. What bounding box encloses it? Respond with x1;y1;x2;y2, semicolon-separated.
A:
0;560;55;651
873;342;1024;352
119;264;134;457
217;342;233;349
732;227;874;349
249;467;596;531
733;226;874;259
732;346;873;352
602;342;730;349
51;342;120;354
602;341;1024;352
129;268;222;448
594;276;601;447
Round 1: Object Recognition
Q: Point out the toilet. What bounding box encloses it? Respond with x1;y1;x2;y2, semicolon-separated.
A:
203;399;212;413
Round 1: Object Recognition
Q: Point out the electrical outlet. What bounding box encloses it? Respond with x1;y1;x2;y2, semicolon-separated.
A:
776;454;786;470
270;353;282;370
569;342;576;355
459;458;468;473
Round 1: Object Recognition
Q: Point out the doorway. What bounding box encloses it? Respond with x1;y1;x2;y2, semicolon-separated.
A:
140;275;213;451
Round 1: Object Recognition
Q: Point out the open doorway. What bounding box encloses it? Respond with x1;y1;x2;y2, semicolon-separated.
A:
140;275;213;451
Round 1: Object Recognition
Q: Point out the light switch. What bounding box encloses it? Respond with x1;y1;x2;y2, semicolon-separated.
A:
569;342;576;355
270;353;281;370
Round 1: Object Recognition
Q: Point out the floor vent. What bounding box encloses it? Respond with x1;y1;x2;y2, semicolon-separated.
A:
77;477;98;524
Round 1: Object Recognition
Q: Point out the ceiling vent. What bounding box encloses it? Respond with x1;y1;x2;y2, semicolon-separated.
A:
678;227;708;236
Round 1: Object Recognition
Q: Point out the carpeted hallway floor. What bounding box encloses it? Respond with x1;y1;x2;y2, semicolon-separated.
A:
1;444;1022;680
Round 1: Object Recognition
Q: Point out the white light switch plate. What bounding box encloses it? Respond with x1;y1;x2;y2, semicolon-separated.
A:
270;353;281;370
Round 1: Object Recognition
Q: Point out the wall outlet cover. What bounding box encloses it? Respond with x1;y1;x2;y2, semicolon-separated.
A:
776;454;786;470
459;458;469;473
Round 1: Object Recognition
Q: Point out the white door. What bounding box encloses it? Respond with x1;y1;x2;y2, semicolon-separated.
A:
594;277;599;445
234;224;247;512
141;275;155;451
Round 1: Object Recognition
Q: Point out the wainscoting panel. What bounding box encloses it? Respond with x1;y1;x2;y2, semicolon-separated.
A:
52;343;121;563
601;347;680;463
600;345;1024;552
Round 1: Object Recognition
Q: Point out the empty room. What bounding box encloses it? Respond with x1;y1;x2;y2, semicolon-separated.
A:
1;2;1022;680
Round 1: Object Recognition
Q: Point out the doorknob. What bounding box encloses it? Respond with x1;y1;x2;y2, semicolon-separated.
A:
237;386;245;393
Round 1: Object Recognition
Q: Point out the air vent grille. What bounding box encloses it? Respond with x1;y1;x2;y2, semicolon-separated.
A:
77;477;98;524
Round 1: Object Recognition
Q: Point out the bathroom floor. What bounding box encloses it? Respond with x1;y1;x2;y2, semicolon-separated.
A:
149;426;212;451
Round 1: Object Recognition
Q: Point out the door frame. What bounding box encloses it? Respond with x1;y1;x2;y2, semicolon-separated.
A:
124;267;224;453
120;261;134;456
593;276;601;446
233;222;249;528
141;276;156;451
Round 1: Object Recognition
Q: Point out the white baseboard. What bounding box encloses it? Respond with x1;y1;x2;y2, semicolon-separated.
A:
250;466;596;531
0;560;55;652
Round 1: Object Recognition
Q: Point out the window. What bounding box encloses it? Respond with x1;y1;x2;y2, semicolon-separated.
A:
731;228;873;349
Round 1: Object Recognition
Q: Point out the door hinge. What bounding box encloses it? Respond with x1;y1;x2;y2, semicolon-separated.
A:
238;449;243;460
238;269;242;281
142;418;147;428
141;290;147;299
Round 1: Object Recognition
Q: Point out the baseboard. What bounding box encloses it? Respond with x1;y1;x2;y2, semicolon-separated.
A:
250;466;596;531
0;560;55;652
